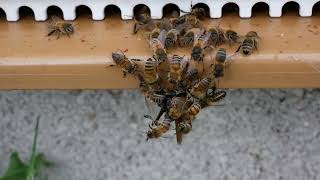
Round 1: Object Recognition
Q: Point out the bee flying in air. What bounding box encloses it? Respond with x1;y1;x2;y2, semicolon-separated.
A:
47;16;74;39
236;31;261;56
112;50;140;77
150;30;168;64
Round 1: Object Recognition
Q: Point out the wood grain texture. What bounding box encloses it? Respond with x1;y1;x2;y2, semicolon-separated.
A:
0;13;319;89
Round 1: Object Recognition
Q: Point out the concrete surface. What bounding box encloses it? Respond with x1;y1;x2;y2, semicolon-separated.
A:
0;89;319;180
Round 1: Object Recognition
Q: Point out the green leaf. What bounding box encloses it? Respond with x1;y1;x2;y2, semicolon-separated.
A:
0;152;28;180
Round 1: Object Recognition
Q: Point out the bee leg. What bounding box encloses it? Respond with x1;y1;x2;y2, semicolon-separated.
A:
47;30;56;37
235;44;242;53
66;31;70;38
56;30;61;40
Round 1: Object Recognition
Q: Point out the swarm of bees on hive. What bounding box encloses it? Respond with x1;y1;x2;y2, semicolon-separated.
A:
111;6;261;144
46;6;261;144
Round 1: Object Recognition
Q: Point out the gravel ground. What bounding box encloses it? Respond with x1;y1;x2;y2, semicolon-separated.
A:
0;89;319;180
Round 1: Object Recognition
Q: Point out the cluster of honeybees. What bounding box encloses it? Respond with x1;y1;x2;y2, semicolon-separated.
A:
110;6;261;144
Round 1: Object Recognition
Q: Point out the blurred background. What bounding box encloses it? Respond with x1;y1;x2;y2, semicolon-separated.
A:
0;89;319;180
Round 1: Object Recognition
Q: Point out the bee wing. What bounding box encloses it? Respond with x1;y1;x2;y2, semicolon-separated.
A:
158;29;167;45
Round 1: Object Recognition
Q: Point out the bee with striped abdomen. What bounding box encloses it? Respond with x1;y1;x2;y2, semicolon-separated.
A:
150;30;168;64
213;48;227;78
168;97;186;120
144;58;159;85
146;115;173;141
111;50;140;78
225;30;239;47
191;30;209;62
47;16;74;39
168;55;185;84
207;26;226;47
165;29;179;49
236;31;261;56
190;76;212;99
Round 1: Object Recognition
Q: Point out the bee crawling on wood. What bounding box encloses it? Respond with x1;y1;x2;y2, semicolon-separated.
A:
164;29;180;49
47;16;74;39
225;29;240;47
111;50;141;78
207;25;226;47
168;54;186;84
150;30;168;64
236;31;261;56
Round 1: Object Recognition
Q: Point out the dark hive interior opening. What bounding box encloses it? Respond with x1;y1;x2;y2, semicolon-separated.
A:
47;6;64;19
162;4;180;18
282;1;300;16
18;6;35;20
76;5;92;18
222;3;239;17
313;2;320;16
0;8;6;20
252;2;270;16
105;5;122;19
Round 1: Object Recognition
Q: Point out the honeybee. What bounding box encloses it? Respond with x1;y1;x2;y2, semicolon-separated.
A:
168;97;186;120
111;50;139;77
181;68;199;88
47;16;74;39
146;115;173;141
137;73;150;94
225;30;239;47
207;26;226;47
191;31;209;62
144;58;158;84
236;31;261;55
176;121;192;134
169;55;184;84
213;48;227;78
185;101;202;121
150;27;161;39
205;90;227;106
150;30;168;63
179;28;202;47
165;29;179;49
133;7;152;34
190;77;212;99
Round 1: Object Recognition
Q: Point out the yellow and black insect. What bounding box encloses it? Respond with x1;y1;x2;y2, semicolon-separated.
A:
111;50;140;77
191;30;209;62
165;29;179;49
207;26;226;47
47;16;74;39
168;97;186;120
236;31;261;56
145;115;173;141
190;76;212;99
144;58;159;85
169;55;184;84
213;48;227;78
150;30;168;64
225;29;239;47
